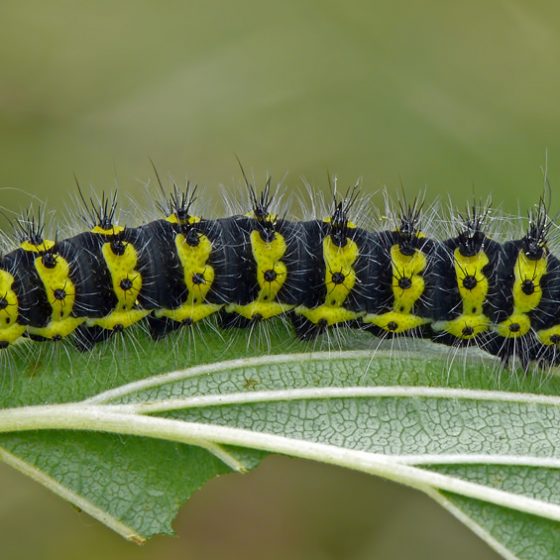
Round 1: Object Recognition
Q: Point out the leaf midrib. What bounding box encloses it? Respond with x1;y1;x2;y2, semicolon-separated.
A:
0;405;558;524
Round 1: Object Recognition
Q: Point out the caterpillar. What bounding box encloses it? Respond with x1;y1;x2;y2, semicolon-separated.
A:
0;169;559;370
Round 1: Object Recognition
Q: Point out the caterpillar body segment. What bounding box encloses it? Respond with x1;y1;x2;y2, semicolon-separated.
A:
361;229;435;338
223;216;304;325
0;249;50;346
429;218;502;348
290;219;372;338
2;179;560;369
134;217;230;340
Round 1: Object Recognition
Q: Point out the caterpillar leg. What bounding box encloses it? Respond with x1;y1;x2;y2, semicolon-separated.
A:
218;310;252;330
289;312;326;340
147;315;189;340
479;334;534;371
73;325;119;352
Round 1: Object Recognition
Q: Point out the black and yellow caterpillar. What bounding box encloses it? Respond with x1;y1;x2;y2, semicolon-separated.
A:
1;174;559;368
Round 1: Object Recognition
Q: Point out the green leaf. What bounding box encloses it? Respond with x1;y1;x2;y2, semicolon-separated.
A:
1;323;560;557
0;432;233;541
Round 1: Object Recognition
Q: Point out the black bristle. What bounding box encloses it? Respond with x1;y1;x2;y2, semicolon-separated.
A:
76;177;118;231
152;161;198;224
523;197;550;260
237;159;277;242
15;208;46;246
456;203;490;257
327;180;360;247
396;195;423;256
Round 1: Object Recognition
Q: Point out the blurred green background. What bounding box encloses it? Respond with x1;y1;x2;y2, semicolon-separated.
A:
1;0;559;558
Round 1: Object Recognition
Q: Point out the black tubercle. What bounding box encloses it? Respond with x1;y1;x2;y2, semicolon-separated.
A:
41;251;58;269
396;196;423;256
77;179;118;231
327;182;360;248
456;204;489;257
523;198;550;260
110;232;127;256
185;228;201;246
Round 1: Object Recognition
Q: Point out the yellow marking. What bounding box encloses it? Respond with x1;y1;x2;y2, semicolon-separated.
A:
91;309;150;331
20;239;55;253
537;325;560;346
245;211;277;223
228;230;295;320
368;311;429;334
322;216;356;228
495;313;532;338
27;317;85;340
295;235;360;326
394;229;426;239
298;305;358;326
364;244;428;332
91;224;125;235
156;231;223;323
455;249;489;312
433;248;492;339
433;315;490;339
88;241;149;330
0;323;25;345
511;251;546;312
0;269;25;344
27;253;85;340
389;244;426;310
165;214;201;226
494;250;547;338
